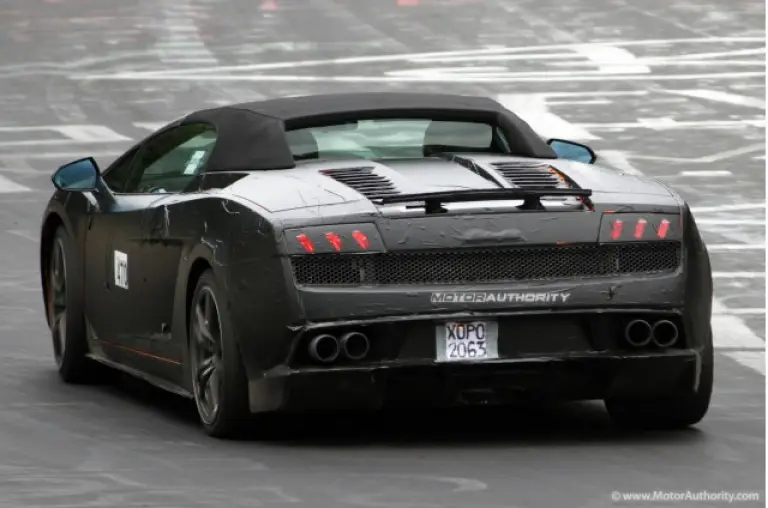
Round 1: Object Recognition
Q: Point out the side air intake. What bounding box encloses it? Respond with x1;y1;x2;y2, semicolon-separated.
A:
491;161;569;189
320;167;400;199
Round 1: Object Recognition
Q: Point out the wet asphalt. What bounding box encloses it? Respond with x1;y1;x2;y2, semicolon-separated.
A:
0;0;764;506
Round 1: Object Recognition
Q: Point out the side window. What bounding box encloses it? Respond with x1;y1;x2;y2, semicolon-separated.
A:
123;123;217;194
101;148;139;193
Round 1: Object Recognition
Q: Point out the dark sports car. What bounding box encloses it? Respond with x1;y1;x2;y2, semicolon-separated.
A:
40;92;713;438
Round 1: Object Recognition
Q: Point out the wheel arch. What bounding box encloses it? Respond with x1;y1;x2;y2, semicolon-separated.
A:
185;257;213;342
174;238;242;391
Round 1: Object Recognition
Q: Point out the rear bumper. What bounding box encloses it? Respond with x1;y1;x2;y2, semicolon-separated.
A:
247;350;702;413
295;274;685;321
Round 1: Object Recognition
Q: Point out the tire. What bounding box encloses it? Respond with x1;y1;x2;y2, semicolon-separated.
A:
188;269;251;438
605;344;714;430
46;226;109;383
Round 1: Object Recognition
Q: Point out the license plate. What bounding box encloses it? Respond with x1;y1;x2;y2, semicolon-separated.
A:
436;321;499;362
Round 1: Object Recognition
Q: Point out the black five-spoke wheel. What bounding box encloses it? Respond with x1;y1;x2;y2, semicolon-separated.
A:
190;286;224;425
48;235;68;367
188;269;251;438
47;225;106;384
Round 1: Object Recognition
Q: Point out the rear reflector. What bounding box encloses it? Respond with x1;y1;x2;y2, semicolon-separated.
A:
352;230;370;249
634;218;647;239
296;233;315;254
611;219;624;240
324;232;343;252
658;219;670;239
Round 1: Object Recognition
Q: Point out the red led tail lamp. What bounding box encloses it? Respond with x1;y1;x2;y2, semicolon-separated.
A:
657;219;670;239
609;217;672;241
296;230;372;253
634;218;647;239
352;230;370;249
610;219;624;240
296;233;315;254
324;232;343;252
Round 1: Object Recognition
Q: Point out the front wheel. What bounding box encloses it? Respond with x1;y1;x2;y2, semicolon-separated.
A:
188;269;251;438
46;226;109;383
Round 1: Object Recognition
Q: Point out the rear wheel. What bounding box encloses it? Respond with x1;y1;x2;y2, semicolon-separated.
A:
605;344;714;430
189;269;251;438
47;226;108;383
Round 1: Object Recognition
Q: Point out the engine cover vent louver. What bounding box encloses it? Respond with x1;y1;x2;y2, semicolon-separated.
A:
491;161;569;189
321;167;399;200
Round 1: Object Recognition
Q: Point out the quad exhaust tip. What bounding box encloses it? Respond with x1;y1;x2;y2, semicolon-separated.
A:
340;331;370;360
652;320;679;348
624;319;652;348
308;334;340;363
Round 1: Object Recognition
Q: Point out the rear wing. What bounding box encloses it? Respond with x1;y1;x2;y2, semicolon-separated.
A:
373;188;592;213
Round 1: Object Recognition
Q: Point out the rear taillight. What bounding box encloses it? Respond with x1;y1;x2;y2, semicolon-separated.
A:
604;214;679;242
291;226;376;254
658;219;670;239
351;230;370;249
296;234;315;253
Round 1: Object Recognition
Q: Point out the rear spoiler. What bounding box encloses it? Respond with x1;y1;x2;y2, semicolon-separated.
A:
373;188;592;212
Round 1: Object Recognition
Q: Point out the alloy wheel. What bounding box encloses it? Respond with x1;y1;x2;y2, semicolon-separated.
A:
48;237;67;366
191;286;224;425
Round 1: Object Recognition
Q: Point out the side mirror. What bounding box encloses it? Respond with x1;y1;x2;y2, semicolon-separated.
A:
52;157;100;192
547;139;597;164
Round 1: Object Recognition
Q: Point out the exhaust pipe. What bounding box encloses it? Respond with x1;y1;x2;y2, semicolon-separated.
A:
340;331;370;361
308;334;340;363
624;319;652;347
652;320;679;348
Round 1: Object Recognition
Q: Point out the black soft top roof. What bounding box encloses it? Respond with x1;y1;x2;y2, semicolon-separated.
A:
172;92;556;171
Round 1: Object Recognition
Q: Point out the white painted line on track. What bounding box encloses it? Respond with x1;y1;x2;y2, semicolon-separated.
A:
0;150;124;160
134;122;168;131
571;44;651;74
697;219;765;225
0;139;130;149
75;71;767;83
692;203;765;213
547;100;612;106
649;48;766;61
579;118;765;130
712;300;765;349
723;352;766;375
162;58;219;64
712;272;766;279
665;89;766;109
679;170;733;177
714;321;765;376
0;157;46;174
5;230;38;242
74;36;767;77
713;308;766;316
632;143;765;163
707;244;766;251
0;175;31;193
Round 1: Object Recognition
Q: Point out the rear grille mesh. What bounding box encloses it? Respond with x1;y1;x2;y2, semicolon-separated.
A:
320;167;399;199
290;242;682;286
491;161;565;189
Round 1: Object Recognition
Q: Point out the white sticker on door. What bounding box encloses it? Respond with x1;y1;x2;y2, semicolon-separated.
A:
114;250;128;289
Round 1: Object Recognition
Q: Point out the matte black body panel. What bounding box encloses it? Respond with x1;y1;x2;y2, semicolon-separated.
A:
39;98;713;416
294;274;685;321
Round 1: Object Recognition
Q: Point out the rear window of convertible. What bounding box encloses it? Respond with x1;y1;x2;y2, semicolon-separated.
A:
285;119;507;160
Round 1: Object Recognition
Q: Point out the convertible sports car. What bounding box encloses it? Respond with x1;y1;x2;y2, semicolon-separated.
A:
40;92;713;438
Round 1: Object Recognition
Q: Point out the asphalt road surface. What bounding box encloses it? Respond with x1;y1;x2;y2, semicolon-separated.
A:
0;0;765;507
